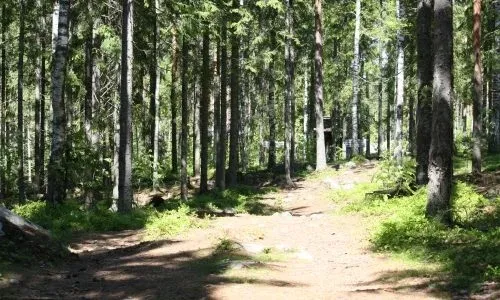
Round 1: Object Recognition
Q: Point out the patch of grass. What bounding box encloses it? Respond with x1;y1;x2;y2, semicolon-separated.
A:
329;182;381;209
350;182;500;291
484;154;500;172
305;167;341;181
12;201;203;242
186;185;280;215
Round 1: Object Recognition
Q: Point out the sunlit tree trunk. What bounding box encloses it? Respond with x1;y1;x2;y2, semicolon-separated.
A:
314;0;327;170
284;0;295;185
47;0;70;204
472;0;483;173
416;0;433;184
427;0;453;224
150;0;160;189
118;0;134;212
51;0;59;53
394;0;405;165
351;0;361;156
17;0;26;203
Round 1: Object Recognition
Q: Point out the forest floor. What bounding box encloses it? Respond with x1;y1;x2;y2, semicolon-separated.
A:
0;163;496;299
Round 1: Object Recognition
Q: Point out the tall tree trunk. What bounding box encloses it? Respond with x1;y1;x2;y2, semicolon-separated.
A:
427;0;453;224
170;28;179;174
200;26;210;193
472;0;483;173
47;0;70;204
351;0;361;157
314;0;327;170
193;68;201;177
51;0;59;53
180;36;189;201
150;0;160;189
284;0;294;185
394;0;405;165
267;31;277;171
216;20;227;190
303;67;309;161
416;0;433;184
17;0;26;203
118;0;134;212
377;28;386;157
0;5;6;198
493;0;500;153
228;0;240;186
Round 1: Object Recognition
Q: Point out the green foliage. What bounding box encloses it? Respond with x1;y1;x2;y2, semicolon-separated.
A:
342;182;500;289
351;154;367;165
373;152;416;195
12;201;202;242
454;132;473;158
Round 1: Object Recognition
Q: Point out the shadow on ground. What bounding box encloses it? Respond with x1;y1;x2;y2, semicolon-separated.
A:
0;238;305;299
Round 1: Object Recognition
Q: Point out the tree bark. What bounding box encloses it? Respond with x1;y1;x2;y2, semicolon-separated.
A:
200;26;210;193
216;20;227;190
170;28;179;174
427;0;453;224
47;0;70;205
284;0;295;186
51;0;59;54
351;0;361;157
267;31;277;171
472;0;483;173
228;0;240;186
17;0;26;203
492;0;500;153
416;0;433;184
118;0;134;212
394;0;405;165
150;0;160;189
180;36;189;201
314;0;327;170
1;5;7;198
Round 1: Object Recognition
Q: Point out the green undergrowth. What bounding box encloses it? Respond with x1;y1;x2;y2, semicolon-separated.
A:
12;200;204;242
336;181;500;291
183;185;281;215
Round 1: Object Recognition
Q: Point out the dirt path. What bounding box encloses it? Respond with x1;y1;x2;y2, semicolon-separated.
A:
1;166;446;299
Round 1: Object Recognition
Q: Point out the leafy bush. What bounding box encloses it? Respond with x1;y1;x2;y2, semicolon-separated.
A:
351;154;367;165
454;132;472;158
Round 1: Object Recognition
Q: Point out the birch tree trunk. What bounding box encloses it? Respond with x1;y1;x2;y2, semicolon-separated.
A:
351;0;361;156
51;0;59;53
17;0;26;203
427;0;453;224
416;0;433;184
394;0;405;165
118;0;134;212
47;0;70;204
472;0;483;173
314;0;327;170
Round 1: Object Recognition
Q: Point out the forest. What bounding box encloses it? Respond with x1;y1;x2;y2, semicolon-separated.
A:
0;0;499;299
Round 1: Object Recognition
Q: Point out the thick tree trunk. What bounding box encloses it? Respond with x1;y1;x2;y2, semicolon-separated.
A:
170;28;179;174
427;0;453;224
118;0;134;212
47;0;70;204
314;0;327;170
228;0;240;186
180;37;189;201
394;0;405;165
416;0;433;184
351;0;361;157
150;0;160;189
284;0;294;185
267;31;277;171
17;0;26;203
472;0;483;173
216;21;227;190
200;26;210;193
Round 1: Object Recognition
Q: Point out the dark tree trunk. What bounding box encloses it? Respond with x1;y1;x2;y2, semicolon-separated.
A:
200;26;210;194
492;0;500;153
472;0;483;173
216;20;227;191
267;30;277;171
416;0;433;185
180;36;189;201
314;0;327;170
17;0;26;203
284;0;295;186
118;0;134;212
170;28;179;174
228;0;240;186
1;5;6;198
47;0;70;205
150;0;160;189
427;0;453;224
